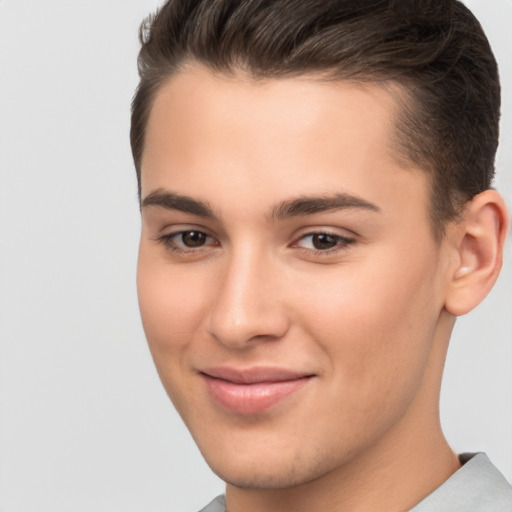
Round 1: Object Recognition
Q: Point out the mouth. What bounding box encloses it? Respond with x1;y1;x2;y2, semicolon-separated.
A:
199;367;315;414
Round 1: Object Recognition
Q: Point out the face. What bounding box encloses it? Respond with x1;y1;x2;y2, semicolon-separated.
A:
137;66;454;489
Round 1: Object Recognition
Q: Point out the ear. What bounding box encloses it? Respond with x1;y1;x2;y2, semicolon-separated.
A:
444;189;509;316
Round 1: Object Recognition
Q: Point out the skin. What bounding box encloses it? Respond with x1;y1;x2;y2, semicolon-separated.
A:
137;66;507;512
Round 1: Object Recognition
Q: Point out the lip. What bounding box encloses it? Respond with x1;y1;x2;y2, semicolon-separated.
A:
200;367;314;414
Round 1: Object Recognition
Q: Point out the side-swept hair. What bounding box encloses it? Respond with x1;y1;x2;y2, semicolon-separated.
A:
130;0;500;238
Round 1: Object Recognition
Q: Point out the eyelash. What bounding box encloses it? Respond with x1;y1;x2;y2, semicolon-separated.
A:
156;230;355;257
292;232;355;257
156;230;218;255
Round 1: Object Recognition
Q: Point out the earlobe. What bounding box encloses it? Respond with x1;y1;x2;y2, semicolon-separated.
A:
444;190;509;317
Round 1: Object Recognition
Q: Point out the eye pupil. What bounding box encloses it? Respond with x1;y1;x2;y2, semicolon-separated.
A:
312;233;338;250
182;231;207;247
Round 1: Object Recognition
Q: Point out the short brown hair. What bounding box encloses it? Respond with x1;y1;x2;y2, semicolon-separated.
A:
130;0;500;238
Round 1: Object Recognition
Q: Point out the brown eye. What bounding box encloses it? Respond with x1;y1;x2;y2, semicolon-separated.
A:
294;231;355;255
311;233;339;250
158;229;218;254
181;231;207;247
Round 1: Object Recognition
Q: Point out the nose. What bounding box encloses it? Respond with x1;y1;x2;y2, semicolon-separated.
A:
206;247;290;349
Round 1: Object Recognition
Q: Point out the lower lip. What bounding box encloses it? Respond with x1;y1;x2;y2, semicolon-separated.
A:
202;375;311;414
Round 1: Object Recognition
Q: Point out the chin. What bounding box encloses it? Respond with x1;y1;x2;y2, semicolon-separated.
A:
204;449;335;490
214;466;313;490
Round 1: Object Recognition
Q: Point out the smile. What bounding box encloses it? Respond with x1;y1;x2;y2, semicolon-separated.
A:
200;367;314;415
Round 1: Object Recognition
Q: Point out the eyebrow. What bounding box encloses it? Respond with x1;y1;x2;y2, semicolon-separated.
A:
141;189;380;221
268;193;380;221
141;189;217;218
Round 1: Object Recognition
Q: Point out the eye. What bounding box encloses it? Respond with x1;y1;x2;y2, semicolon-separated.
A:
295;232;354;253
157;229;218;253
178;231;209;248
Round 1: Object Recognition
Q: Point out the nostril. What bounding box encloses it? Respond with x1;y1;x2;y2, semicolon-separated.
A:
207;308;290;349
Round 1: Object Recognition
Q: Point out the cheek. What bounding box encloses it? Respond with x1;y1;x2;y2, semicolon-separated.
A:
294;250;442;404
136;246;206;358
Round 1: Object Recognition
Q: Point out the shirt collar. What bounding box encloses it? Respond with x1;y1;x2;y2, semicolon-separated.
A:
410;453;512;511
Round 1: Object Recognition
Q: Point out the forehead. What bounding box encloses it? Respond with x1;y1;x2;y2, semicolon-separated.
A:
143;67;401;170
141;66;429;225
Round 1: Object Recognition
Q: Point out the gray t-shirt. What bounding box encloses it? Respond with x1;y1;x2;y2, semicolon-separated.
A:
198;453;512;512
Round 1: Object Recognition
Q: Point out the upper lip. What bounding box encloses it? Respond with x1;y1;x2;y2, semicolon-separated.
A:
200;366;314;384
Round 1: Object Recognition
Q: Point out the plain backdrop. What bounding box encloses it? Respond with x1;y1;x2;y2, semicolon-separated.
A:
0;1;510;511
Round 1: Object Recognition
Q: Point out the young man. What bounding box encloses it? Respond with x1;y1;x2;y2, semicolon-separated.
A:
131;1;512;510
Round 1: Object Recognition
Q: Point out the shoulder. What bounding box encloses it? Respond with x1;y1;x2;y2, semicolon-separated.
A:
197;495;226;512
411;453;512;512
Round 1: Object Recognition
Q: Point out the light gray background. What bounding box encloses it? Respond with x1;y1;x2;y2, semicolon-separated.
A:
0;1;510;511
